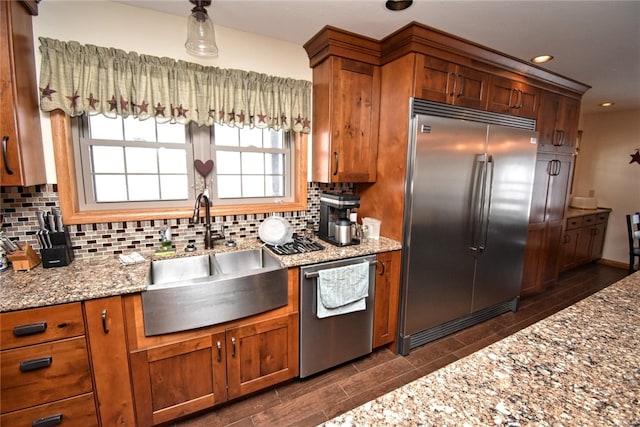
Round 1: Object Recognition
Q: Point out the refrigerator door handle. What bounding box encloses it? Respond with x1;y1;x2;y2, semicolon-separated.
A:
478;154;495;254
469;153;487;254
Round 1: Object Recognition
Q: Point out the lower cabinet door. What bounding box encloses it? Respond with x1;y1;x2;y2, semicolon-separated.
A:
226;313;299;399
129;332;227;426
0;393;97;427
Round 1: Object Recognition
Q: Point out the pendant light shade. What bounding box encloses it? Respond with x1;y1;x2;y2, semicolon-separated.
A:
185;0;218;57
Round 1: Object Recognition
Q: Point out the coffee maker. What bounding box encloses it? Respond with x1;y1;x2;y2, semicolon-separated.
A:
318;192;360;246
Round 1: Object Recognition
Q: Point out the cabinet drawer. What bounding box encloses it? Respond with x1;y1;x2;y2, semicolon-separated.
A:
581;214;597;226
1;392;97;427
596;212;609;224
1;303;84;350
565;216;583;230
1;337;92;413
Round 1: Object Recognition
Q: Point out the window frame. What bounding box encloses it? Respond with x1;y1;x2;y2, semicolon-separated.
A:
51;111;308;225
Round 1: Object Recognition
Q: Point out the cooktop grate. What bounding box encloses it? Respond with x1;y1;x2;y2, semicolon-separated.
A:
263;234;325;255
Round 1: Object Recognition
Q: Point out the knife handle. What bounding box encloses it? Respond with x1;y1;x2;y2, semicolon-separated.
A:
47;213;57;232
37;211;47;230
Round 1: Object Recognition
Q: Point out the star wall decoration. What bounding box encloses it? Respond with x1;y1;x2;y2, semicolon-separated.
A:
630;149;640;165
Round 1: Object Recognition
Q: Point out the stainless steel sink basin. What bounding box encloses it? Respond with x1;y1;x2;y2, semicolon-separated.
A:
214;248;281;274
142;249;287;336
149;254;211;285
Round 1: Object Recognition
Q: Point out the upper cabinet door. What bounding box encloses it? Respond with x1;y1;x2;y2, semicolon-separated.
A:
0;1;46;187
311;56;380;183
414;55;489;110
487;75;540;119
536;90;581;153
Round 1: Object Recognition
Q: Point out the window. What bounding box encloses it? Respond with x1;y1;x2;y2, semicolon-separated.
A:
212;124;291;201
63;113;306;223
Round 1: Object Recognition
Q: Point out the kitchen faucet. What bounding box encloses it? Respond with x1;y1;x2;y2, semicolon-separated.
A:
191;189;225;249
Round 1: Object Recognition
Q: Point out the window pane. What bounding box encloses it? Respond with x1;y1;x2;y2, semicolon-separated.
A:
216;151;241;174
242;152;264;174
265;153;283;174
242;176;265;197
128;175;159;200
218;175;242;198
94;175;127;202
89;115;124;140
92;146;125;173
126;147;158;173
265;129;284;148
123;116;156;142
214;124;239;146
160;175;189;200
265;175;284;197
240;127;262;147
159;149;187;173
157;121;186;144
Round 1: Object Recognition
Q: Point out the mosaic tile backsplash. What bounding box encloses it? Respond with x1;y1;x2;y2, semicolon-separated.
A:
1;183;352;259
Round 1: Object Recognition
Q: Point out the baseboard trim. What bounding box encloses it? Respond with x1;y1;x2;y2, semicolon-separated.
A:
597;258;629;270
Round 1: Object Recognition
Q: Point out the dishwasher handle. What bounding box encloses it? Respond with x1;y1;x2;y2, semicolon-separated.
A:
303;260;377;279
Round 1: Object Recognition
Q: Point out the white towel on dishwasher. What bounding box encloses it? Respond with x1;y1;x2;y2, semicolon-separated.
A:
317;262;369;319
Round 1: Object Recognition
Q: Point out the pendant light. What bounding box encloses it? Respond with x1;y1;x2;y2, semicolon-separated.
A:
185;0;219;57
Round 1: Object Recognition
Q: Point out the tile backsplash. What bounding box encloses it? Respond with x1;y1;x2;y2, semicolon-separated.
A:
1;182;352;259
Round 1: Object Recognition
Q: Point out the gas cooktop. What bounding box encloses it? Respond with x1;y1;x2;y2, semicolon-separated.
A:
263;234;325;255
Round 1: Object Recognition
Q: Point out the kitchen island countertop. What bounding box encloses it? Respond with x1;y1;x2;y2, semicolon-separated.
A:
0;236;401;312
322;270;640;426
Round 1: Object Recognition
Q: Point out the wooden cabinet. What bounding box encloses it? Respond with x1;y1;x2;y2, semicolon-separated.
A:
308;56;380;183
84;297;136;426
520;153;573;295
0;0;46;187
560;211;610;272
0;303;99;425
414;55;489;110
537;90;581;152
487;75;540;119
130;313;298;426
373;250;401;349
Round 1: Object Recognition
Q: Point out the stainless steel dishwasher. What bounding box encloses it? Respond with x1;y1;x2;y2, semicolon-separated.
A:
299;254;376;378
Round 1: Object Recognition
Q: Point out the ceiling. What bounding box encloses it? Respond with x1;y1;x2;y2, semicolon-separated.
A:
114;0;640;114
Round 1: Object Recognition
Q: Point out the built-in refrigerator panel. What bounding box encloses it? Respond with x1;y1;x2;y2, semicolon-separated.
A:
403;115;487;335
472;125;537;312
399;99;537;355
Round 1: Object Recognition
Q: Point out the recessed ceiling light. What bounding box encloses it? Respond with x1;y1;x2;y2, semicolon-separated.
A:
599;102;615;107
531;55;553;64
385;0;413;11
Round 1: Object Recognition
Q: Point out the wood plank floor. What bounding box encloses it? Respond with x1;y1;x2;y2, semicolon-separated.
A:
172;263;630;427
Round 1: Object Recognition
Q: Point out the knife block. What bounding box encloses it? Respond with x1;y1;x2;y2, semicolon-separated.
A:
41;228;74;268
7;244;42;271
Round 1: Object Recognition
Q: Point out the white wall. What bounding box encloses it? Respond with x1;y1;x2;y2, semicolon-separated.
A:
32;0;313;183
573;108;640;264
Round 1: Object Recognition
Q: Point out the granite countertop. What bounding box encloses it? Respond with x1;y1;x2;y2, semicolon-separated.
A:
0;236;401;312
566;206;612;218
323;271;640;426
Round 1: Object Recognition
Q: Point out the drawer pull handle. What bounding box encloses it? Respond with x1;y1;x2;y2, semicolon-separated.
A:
32;414;63;427
20;356;53;372
216;341;222;362
13;322;47;337
231;336;236;358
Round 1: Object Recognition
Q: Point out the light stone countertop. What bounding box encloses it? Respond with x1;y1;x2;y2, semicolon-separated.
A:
566;206;612;218
0;236;401;312
321;271;640;426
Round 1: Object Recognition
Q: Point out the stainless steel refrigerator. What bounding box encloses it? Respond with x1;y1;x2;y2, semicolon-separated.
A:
398;99;538;355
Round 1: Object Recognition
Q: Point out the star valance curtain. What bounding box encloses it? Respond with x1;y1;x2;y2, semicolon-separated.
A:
38;37;312;133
